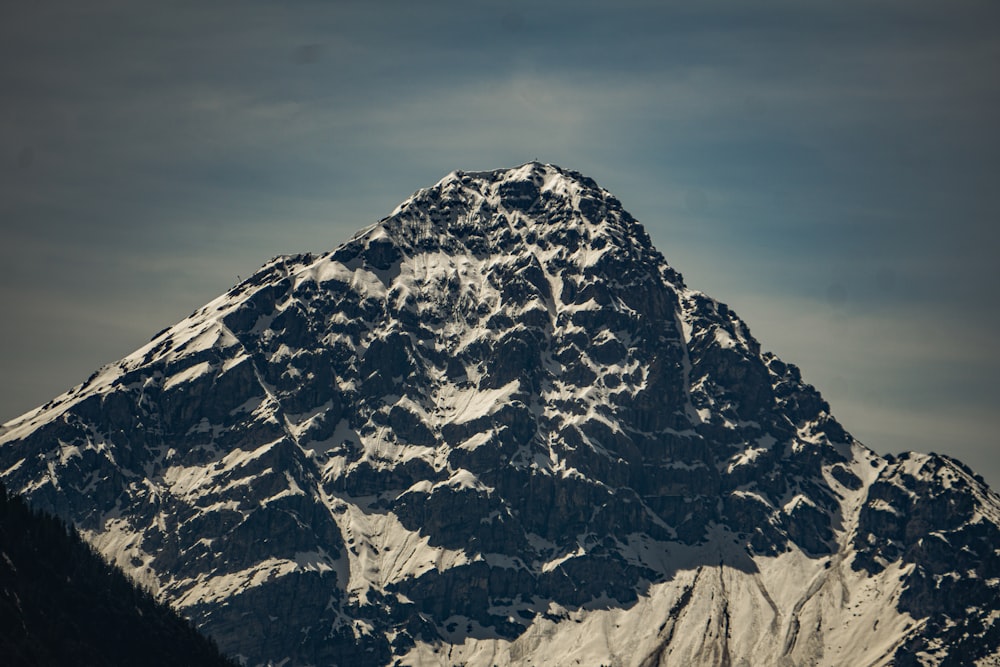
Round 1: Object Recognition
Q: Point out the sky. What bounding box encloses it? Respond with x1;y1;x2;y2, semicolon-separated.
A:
2;1;998;486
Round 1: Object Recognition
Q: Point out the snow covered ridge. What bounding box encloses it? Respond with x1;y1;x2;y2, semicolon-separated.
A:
1;162;999;666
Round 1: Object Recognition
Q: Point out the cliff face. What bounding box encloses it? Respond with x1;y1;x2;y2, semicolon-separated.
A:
2;163;998;666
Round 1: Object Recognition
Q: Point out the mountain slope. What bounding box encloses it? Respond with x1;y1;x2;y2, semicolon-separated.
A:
0;481;238;667
1;163;998;666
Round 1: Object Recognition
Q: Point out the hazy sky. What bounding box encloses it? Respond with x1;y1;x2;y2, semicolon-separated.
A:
2;1;998;486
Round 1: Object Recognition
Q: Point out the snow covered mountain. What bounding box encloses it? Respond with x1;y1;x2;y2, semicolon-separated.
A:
1;163;998;666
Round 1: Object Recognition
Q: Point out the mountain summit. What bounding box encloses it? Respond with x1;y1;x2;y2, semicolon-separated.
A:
2;164;998;666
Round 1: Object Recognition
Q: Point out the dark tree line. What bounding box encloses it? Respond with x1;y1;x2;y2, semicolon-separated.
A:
0;481;240;667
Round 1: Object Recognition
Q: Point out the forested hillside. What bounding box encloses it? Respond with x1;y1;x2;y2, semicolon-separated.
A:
0;481;238;667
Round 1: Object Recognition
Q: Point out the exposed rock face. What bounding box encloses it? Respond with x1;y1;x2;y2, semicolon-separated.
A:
1;163;998;666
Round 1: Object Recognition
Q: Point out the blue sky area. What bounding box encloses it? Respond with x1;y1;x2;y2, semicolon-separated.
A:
2;1;998;486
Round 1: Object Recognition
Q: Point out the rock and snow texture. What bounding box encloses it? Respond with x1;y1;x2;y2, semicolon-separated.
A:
1;163;998;666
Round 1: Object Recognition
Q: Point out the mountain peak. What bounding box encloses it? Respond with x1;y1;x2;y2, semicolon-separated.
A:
432;161;600;200
373;162;670;288
2;165;998;666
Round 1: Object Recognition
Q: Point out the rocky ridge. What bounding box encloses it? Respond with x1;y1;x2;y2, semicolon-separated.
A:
1;163;998;666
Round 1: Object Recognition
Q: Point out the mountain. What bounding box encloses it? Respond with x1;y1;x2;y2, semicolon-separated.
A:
1;163;998;666
0;480;238;667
